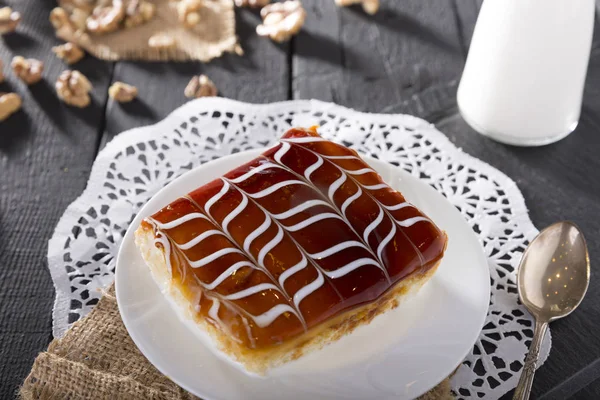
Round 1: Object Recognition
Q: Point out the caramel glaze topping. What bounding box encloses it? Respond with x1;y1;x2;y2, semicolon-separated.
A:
143;127;447;350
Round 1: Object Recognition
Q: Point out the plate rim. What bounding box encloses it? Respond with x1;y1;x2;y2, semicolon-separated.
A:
116;147;491;400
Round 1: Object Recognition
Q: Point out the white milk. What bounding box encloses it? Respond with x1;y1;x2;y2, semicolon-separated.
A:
457;0;594;146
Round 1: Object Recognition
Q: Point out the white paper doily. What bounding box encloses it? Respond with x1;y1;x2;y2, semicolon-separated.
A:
47;98;550;399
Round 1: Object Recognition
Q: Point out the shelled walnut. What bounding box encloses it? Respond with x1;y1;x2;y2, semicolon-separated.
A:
124;0;156;28
87;0;125;34
256;1;305;43
56;70;93;108
0;93;22;121
334;0;379;15
178;0;203;29
0;7;21;34
184;74;217;98
53;42;86;64
11;56;44;85
148;33;176;49
234;0;270;8
108;81;138;102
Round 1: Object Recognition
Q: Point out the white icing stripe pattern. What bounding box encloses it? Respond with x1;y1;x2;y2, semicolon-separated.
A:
304;156;323;181
251;304;299;328
323;258;382;279
179;229;224;250
293;270;324;310
278;255;308;288
189;247;243;268
271;199;332;220
229;161;282;183
148;134;437;342
268;143;391;282
345;167;376;176
202;261;257;290
363;206;384;244
383;202;411;211
152;212;210;230
284;212;344;232
308;240;368;259
205;181;230;216
247;179;309;199
223;282;280;300
243;214;271;253
222;194;248;235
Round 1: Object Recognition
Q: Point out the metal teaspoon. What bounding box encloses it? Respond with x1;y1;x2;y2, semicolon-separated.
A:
513;221;590;400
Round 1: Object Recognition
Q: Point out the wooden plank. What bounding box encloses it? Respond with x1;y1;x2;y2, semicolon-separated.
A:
0;0;113;397
101;8;290;144
293;0;464;115
452;0;482;56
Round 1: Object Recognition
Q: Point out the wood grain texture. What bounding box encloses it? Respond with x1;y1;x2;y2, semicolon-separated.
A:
0;0;112;397
294;0;464;116
1;0;600;399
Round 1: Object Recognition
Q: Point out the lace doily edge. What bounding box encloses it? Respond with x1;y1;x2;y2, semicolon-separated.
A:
46;98;550;368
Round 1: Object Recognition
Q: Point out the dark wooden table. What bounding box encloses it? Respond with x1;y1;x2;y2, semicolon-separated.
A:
1;1;599;398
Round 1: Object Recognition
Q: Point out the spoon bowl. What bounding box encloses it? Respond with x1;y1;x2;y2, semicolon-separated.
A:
518;221;590;321
513;221;590;400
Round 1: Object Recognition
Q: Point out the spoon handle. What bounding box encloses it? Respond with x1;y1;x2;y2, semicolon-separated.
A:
513;320;548;400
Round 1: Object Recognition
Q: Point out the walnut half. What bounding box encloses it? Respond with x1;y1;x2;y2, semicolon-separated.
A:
335;0;379;15
56;70;93;108
11;56;44;85
53;42;86;65
86;0;125;34
256;1;306;43
184;75;217;98
108;81;138;102
0;7;21;34
0;92;22;121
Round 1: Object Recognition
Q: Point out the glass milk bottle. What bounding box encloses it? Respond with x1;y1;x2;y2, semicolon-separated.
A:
457;0;595;146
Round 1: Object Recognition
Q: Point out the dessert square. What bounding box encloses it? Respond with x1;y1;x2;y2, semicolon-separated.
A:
135;127;447;373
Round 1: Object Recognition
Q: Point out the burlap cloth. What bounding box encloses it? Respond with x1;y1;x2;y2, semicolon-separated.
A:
56;0;238;62
20;284;454;399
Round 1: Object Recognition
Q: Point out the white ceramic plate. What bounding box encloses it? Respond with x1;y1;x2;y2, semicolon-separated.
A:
116;148;490;400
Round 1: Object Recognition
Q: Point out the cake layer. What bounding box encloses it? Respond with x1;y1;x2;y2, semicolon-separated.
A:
138;127;447;352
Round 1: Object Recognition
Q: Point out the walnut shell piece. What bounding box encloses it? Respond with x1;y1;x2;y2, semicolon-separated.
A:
184;74;217;98
124;0;156;28
256;1;306;43
108;81;138;102
0;7;21;34
86;0;125;34
148;33;176;49
52;42;86;65
178;0;203;29
0;92;22;121
334;0;379;14
11;56;44;85
56;70;93;108
234;0;270;8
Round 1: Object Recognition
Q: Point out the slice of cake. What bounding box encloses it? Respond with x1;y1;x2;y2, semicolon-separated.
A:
135;127;447;374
